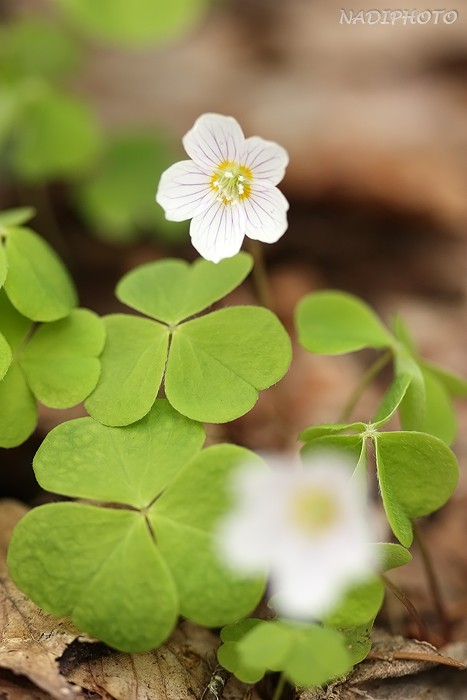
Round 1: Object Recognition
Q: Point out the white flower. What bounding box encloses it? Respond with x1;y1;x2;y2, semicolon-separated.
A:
156;113;289;263
217;454;378;620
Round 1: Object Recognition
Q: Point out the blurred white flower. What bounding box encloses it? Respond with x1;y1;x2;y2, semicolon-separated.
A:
217;454;378;619
156;113;289;263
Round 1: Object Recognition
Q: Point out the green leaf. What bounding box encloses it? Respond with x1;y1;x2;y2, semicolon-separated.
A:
0;19;81;81
11;91;101;181
375;431;458;546
301;435;364;466
392;315;416;354
19;309;105;408
420;360;467;397
341;624;373;665
300;422;366;442
4;227;77;321
395;350;425;432
76;133;188;243
0;364;37;448
220;618;262;643
0;207;35;231
116;254;253;325
324;578;384;628
150;445;266;625
282;625;351;687
374;543;412;571
0;290;33;351
373;372;412;426
85;314;169;426
419;368;457;444
237;621;293;670
0;243;6;290
165;306;292;423
34;400;205;508
217;641;265;684
0;332;12;381
8;503;178;652
295;291;393;355
53;0;210;46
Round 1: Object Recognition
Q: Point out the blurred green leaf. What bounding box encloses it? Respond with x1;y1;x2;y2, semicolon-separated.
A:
0;243;7;289
419;368;457;444
300;422;365;442
53;0;210;46
77;133;188;243
4;227;77;321
374;543;412;571
0;207;35;230
324;578;384;629
10;91;101;181
0;363;37;448
0;332;12;381
296;290;393;355
0;19;81;82
0;290;33;351
420;360;467;398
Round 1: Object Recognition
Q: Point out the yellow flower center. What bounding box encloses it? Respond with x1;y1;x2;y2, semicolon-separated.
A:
210;161;252;205
289;487;340;534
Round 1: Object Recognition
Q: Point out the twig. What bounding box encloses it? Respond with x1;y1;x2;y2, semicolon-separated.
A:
367;650;465;669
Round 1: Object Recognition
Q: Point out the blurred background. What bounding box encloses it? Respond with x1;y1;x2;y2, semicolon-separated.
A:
2;0;467;644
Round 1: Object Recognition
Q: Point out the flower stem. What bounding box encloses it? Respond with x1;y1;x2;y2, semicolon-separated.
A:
247;239;273;310
381;574;430;642
412;521;452;642
271;672;286;700
338;349;392;423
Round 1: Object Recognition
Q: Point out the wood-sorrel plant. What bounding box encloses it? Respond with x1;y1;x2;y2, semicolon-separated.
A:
3;117;466;697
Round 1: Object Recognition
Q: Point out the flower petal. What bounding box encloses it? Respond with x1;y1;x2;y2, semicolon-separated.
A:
190;201;246;263
242;136;289;186
183;114;245;172
243;186;289;243
156;160;216;222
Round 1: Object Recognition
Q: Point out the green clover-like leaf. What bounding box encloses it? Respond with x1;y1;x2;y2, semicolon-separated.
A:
85;314;169;426
374;431;458;547
341;623;373;665
8;407;265;651
300;422;366;442
374;542;412;571
0;242;7;289
3;227;77;321
0;294;104;448
420;360;467;397
0;332;12;381
419;368;456;444
218;619;264;683
20;309;105;408
116;254;253;325
324;578;384;629
165;307;292;423
86;257;291;426
295;291;393;355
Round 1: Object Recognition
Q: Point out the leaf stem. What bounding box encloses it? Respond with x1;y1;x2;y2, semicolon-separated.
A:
339;349;392;422
271;672;286;700
247;239;273;310
412;521;452;643
381;574;430;642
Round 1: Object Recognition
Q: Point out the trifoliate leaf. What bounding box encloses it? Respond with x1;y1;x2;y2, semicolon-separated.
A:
295;290;393;355
150;445;266;625
0;206;35;230
76;133;188;243
34;400;205;507
165;306;292;422
374;543;412;571
237;621;293;670
9;417;264;651
324;578;384;629
20;309;105;408
116;254;253;325
0;364;37;448
300;422;366;442
3;227;77;321
8;503;178;653
85;314;169;426
0;332;11;381
419;368;456;444
10;92;101;181
53;0;210;46
282;625;351;687
374;431;458;546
